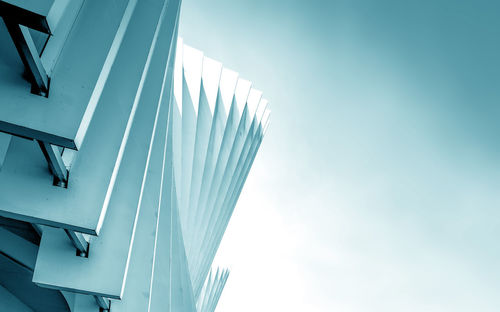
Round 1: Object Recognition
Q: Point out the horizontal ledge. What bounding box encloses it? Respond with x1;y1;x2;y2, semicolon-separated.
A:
0;210;98;236
0;121;78;150
33;281;122;300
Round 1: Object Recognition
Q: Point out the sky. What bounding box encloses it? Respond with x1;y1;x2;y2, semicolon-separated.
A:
178;1;500;311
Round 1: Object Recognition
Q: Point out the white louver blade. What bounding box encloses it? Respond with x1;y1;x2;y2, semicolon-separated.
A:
171;39;271;301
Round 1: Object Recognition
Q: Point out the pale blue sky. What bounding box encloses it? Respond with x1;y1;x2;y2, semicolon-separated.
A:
179;1;500;311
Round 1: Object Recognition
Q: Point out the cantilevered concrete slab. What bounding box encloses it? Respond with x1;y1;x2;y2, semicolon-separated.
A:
0;0;129;149
0;0;176;235
32;0;179;299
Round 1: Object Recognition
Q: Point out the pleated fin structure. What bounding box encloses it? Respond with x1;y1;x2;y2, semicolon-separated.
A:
196;268;230;312
171;39;271;304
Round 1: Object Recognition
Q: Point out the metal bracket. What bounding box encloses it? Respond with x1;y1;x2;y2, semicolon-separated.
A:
37;140;68;187
94;295;111;311
3;18;50;96
64;229;89;257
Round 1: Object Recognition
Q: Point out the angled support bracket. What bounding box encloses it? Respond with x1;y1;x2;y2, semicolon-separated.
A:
94;295;111;311
63;224;89;258
64;229;89;257
37;140;68;187
2;18;50;96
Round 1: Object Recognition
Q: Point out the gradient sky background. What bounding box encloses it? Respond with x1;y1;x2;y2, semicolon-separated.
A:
179;1;500;311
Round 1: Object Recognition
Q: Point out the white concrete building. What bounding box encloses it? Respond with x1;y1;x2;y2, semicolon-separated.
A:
0;1;269;311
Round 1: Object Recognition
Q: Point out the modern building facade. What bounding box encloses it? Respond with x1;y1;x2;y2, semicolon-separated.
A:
0;1;269;311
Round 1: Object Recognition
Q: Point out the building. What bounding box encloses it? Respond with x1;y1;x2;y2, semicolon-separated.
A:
0;1;270;311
